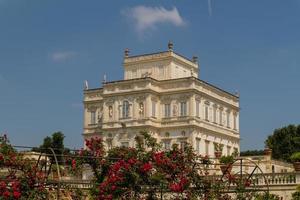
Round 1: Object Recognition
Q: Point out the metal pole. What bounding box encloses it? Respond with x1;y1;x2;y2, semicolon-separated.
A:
49;147;61;200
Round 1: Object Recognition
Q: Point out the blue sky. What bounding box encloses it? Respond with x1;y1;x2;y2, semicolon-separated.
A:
0;0;299;150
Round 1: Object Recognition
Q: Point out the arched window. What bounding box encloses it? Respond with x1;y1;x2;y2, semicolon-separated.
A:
122;100;130;118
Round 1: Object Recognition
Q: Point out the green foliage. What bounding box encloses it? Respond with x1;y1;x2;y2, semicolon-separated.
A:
214;143;224;152
240;150;264;156
219;155;234;164
265;124;300;162
291;152;300;162
0;135;49;199
232;148;239;157
32;131;68;163
254;193;280;200
292;185;300;200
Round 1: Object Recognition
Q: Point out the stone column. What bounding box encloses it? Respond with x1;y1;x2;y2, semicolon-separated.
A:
114;100;119;120
189;94;195;117
296;173;300;184
145;94;151;118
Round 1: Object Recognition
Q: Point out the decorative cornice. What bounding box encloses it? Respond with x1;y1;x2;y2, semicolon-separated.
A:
136;95;146;102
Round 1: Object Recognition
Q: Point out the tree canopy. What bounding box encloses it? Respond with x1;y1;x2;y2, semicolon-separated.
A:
240;150;264;157
265;124;300;162
32;131;68;163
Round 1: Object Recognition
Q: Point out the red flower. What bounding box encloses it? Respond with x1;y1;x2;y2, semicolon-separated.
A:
79;149;84;156
128;158;137;165
244;179;251;187
3;190;10;198
0;181;6;189
169;183;183;193
11;180;20;191
72;159;76;170
141;162;152;173
111;185;116;191
13;191;21;199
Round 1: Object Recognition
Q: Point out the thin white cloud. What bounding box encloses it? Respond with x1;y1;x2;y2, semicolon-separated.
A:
122;5;186;34
208;0;212;16
50;51;78;62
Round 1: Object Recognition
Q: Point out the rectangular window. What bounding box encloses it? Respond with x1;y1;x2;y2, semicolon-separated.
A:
152;101;156;117
180;102;187;116
164;104;171;117
205;106;209;121
227;146;231;156
132;69;137;78
122;101;130;118
213;108;217;123
163;140;171;150
196;138;201;154
205;140;210;156
90;111;96;124
180;141;187;150
121;142;129;147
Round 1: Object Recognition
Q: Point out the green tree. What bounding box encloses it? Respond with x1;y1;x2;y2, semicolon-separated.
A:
240;150;264;156
265;124;300;162
33;131;68;163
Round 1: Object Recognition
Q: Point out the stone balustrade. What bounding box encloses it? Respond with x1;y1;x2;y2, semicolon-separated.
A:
252;172;297;186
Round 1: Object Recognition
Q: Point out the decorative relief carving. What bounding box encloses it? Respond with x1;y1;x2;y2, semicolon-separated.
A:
124;52;170;63
136;95;146;102
137;83;147;88
105;98;115;105
151;96;158;102
173;104;178;116
138;102;144;116
87;106;97;112
108;106;113;118
178;94;191;101
119;84;133;90
106;86;115;92
161;96;172;103
98;108;103;123
87;93;102;99
195;95;201;102
204;100;210;105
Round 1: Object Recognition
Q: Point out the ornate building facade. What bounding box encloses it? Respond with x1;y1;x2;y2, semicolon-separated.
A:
83;43;240;157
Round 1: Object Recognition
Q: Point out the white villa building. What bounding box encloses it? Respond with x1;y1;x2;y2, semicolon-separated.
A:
83;43;240;157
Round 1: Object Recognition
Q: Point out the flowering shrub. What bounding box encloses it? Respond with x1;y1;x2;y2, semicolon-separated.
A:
68;132;205;199
67;131;267;200
0;135;48;200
